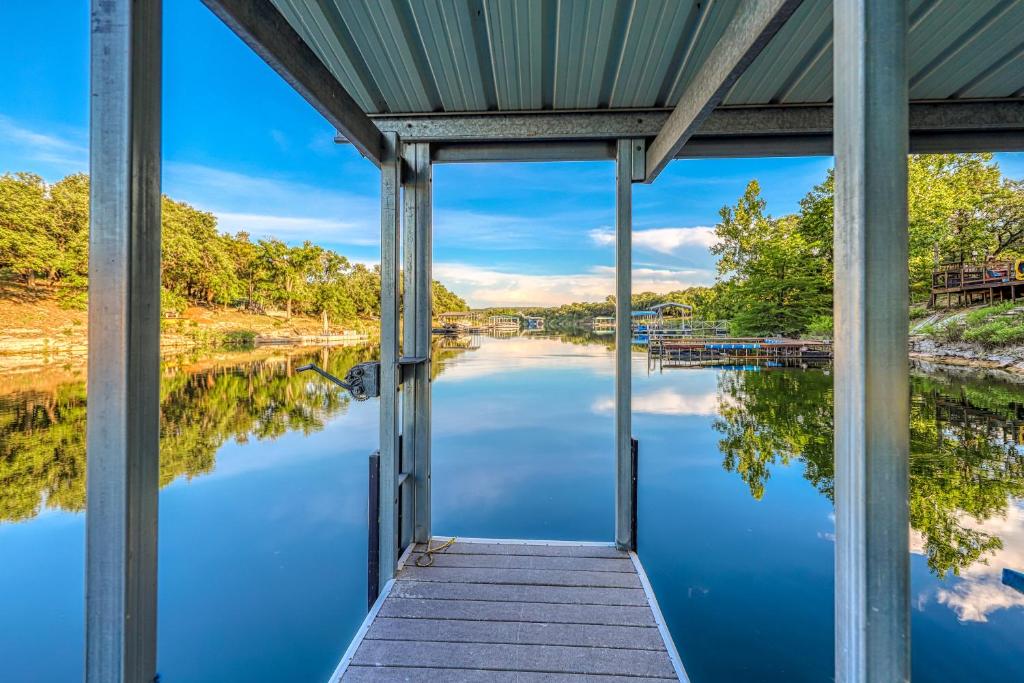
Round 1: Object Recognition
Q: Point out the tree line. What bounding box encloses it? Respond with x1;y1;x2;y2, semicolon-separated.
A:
487;289;723;329
509;154;1022;338
0;171;468;328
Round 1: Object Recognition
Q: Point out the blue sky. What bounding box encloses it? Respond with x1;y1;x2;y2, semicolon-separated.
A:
2;2;1022;307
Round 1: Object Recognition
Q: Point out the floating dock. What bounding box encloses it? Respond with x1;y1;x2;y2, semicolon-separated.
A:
332;539;687;682
649;336;832;369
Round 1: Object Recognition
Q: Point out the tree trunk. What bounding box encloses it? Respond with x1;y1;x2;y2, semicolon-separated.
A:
322;309;329;335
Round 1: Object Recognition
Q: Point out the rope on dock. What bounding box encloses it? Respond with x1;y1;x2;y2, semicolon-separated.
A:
415;536;457;567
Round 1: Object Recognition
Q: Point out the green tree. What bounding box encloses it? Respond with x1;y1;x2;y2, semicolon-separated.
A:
432;280;469;314
258;238;317;318
48;173;90;305
0;172;59;286
309;248;356;332
161;197;239;306
711;181;830;336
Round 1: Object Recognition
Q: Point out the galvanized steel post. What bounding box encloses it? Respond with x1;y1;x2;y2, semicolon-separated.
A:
402;142;433;544
615;139;639;550
378;131;401;589
86;1;162;681
833;1;910;681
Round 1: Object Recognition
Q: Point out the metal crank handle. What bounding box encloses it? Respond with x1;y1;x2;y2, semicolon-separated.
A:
296;363;356;390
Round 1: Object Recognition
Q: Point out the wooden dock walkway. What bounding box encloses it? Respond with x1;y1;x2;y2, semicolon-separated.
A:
331;538;688;682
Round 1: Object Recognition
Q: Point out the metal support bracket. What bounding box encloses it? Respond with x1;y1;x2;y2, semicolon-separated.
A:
398;356;429;385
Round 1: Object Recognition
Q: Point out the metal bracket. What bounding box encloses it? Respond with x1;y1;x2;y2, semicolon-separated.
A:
398;356;429;385
297;361;381;400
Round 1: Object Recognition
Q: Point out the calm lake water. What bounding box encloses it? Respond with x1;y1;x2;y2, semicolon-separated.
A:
1;334;1022;682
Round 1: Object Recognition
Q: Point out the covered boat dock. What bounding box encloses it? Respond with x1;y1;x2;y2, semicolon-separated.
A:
84;1;1024;681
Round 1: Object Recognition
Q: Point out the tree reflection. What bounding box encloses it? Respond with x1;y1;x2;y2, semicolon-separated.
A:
714;368;1024;577
0;344;421;522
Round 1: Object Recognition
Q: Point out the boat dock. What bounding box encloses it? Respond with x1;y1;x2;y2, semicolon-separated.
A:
649;336;832;369
81;0;1017;680
332;539;686;682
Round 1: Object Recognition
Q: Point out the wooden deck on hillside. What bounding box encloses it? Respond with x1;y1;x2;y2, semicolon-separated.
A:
331;539;687;682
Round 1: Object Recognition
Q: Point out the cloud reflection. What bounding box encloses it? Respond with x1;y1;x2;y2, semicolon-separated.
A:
919;500;1024;622
592;387;721;416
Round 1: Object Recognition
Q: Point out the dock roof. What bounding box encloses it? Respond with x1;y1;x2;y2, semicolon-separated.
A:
274;0;1024;114
205;0;1024;169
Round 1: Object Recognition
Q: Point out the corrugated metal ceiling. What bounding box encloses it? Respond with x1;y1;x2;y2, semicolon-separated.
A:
272;0;1024;115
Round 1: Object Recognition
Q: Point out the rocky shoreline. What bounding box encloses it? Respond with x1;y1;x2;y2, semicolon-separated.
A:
910;337;1024;381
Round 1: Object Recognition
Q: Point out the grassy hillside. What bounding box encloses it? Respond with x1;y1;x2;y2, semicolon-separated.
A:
0;277;372;359
914;301;1024;348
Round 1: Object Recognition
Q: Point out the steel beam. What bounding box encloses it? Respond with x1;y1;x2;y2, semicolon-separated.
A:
377;132;401;591
402;142;432;544
833;1;910;682
425;128;1024;164
202;0;382;166
86;1;161;681
432;141;616;164
368;101;1024;156
614;139;641;551
644;0;804;181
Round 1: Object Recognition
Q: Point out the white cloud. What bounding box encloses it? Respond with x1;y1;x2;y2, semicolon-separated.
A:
0;116;380;247
589;226;719;254
0;115;88;172
434;262;715;308
162;161;379;246
212;212;375;244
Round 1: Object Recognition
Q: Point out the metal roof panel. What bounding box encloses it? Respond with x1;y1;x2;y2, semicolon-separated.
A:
609;0;696;108
483;0;544;111
551;0;618;109
409;0;491;111
270;0;1024;116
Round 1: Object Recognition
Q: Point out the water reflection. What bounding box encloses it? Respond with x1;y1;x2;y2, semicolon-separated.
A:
0;344;385;523
712;366;1024;611
1;335;1022;682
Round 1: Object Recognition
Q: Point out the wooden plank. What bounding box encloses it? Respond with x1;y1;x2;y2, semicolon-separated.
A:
389;580;649;606
342;668;676;682
406;552;635;573
365;617;666;650
377;598;656;627
414;542;625;559
351;640;677;678
644;0;804;182
334;541;685;681
343;669;508;683
398;566;641;589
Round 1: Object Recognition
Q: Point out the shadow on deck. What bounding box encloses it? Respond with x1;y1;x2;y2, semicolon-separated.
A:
332;539;687;682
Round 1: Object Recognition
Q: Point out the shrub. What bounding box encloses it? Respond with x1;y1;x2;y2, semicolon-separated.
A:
222;329;256;346
806;315;833;338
